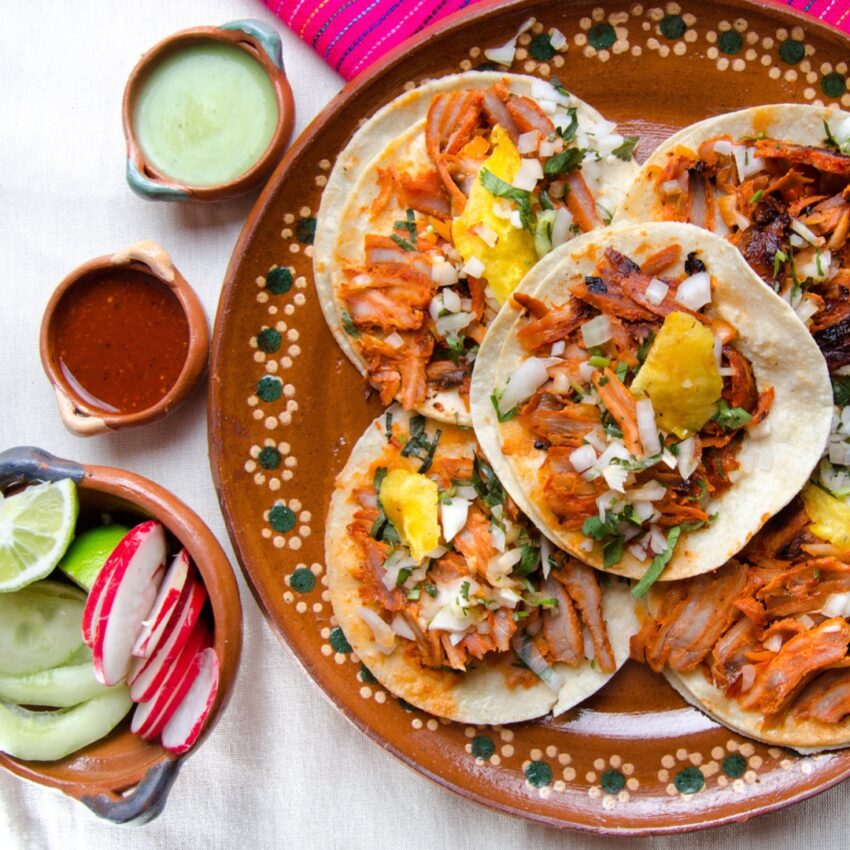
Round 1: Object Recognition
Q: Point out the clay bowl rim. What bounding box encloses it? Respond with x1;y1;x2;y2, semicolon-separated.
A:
39;251;210;432
122;25;295;201
0;450;243;809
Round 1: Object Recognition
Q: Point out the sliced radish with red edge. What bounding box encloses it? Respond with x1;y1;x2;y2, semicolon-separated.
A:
132;548;191;659
161;647;220;755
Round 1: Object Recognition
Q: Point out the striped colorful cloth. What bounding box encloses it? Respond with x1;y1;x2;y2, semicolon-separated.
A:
264;0;850;80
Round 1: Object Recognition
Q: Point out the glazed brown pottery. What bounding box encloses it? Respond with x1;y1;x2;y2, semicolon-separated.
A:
40;241;209;436
0;446;242;823
209;0;850;834
122;20;295;202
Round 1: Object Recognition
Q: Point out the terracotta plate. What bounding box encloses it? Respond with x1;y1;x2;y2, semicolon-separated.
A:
210;0;850;833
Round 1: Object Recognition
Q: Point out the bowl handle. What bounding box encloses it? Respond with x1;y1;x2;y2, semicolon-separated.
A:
0;446;85;489
80;759;182;825
220;19;284;71
125;160;191;202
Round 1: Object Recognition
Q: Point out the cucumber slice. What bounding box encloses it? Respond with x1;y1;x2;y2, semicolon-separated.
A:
0;662;115;707
0;581;86;675
0;686;132;761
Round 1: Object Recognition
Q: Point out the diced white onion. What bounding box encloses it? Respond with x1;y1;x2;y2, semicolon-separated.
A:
649;525;668;554
584;428;607;452
798;614;815;629
539;141;554;157
632;500;656;522
602;464;629;493
834;116;850;146
492;201;514;219
472;222;499;248
627;544;648;562
829;441;850;467
551;207;573;247
790;218;821;246
435;311;474;337
461;256;485;278
732;145;765;181
357;607;395;654
763;633;783;653
530;77;570;106
597;490;618;519
440;498;470;544
512;634;565;693
675;272;712;310
570;444;598;473
677;437;699;480
509;210;523;229
713;139;733;155
513;158;544;190
497;357;550;415
441;288;462;313
717;367;735;377
517;131;539;154
636;398;662;457
645;278;669;306
579;538;594;552
578;360;597;383
431;257;459;287
581;314;613;348
795;296;820;325
384;332;404;349
391;614;416;641
662;179;683;197
822;592;850;618
628;481;667;502
550;340;566;356
484;17;534;67
733;211;752;230
353;273;372;286
540;536;553;579
490;523;506;553
749;419;771;440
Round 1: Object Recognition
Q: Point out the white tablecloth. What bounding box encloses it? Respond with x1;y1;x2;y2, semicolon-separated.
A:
2;1;849;846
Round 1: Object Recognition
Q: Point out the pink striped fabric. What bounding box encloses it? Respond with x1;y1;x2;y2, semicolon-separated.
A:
264;0;850;80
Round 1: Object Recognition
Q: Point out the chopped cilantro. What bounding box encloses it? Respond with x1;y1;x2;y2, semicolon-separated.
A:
341;311;361;338
615;361;628;383
832;376;850;407
549;77;570;98
407;586;421;601
538;190;555;211
390;233;416;252
472;454;505;508
772;248;788;280
713;400;752;429
543;147;584;177
602;535;624;568
384;411;393;441
514;543;540;577
445;333;467;365
396;568;412;587
556;107;579;143
823;119;847;152
424;583;438;598
632;526;682;598
612;135;639;161
750;189;765;204
393;209;417;239
480;168;534;230
491;390;518;422
636;331;655;365
401;415;442;473
460;580;471;601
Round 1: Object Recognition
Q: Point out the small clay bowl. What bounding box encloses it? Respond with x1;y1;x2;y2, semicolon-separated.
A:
40;241;209;437
0;446;242;824
123;19;295;202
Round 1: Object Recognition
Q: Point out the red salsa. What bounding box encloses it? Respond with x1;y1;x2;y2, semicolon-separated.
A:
52;270;190;413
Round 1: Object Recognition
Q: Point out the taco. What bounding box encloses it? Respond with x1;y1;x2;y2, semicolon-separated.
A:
633;485;850;751
471;222;833;591
325;407;636;724
614;104;850;372
313;72;639;425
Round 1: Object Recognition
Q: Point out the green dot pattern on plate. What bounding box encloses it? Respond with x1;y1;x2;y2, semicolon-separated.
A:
266;267;293;294
600;768;626;794
290;568;316;593
359;665;377;684
269;504;296;533
659;14;686;40
588;23;616;51
256;376;282;402
476;61;499;72
471;736;495;759
525;760;552;788
258;446;281;469
718;30;743;55
329;627;352;653
296;217;316;244
674;766;705;794
722;753;747;778
822;72;847;98
529;34;556;61
256;328;281;353
779;39;805;65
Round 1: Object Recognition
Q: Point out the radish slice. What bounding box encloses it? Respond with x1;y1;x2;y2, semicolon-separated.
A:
131;621;210;740
81;527;135;647
161;648;220;755
91;522;167;685
128;578;207;703
132;549;191;659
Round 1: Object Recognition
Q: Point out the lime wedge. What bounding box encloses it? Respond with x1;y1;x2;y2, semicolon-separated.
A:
0;479;79;593
58;523;130;591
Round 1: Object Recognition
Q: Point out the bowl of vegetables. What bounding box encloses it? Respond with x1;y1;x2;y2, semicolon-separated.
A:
0;446;241;823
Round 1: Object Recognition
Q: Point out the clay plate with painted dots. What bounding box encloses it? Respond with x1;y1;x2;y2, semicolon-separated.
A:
209;0;850;834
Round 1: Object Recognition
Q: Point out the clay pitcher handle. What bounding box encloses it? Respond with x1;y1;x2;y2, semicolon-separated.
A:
0;446;84;489
220;19;284;71
80;759;182;825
